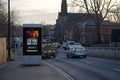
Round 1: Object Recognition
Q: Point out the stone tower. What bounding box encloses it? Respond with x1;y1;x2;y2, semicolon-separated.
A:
61;0;67;15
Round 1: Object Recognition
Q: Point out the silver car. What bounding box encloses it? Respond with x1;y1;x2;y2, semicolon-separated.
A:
66;46;87;58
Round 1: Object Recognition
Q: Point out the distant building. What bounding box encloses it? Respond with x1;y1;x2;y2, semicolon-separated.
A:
49;25;56;38
109;23;120;47
55;0;111;44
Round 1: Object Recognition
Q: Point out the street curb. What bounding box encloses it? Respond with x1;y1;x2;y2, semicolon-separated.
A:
42;61;74;80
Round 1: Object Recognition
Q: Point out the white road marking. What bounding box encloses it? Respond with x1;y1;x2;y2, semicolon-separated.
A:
113;68;120;72
42;61;74;80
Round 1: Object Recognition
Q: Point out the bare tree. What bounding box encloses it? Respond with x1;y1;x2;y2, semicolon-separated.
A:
0;0;7;37
70;0;118;44
10;10;20;38
42;25;51;38
13;25;23;37
108;4;120;24
0;0;21;40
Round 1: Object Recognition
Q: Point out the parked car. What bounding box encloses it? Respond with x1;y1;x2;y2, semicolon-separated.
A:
66;45;87;58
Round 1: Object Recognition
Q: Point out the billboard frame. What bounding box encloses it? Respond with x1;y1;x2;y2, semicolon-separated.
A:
23;24;42;65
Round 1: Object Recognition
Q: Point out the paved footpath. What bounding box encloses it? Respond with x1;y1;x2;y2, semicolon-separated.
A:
0;47;68;80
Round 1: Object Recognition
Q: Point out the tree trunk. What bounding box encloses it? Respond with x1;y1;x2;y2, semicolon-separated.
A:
95;23;101;44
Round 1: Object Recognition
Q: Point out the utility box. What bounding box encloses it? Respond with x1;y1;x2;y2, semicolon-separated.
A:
23;24;42;65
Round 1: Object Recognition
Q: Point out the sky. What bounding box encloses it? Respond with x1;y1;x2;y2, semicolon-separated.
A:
4;0;62;25
3;0;120;25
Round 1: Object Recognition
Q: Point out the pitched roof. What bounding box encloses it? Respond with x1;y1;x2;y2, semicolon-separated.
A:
86;20;110;26
58;12;110;27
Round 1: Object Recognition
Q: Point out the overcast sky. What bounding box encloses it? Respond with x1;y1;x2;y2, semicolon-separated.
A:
4;0;62;25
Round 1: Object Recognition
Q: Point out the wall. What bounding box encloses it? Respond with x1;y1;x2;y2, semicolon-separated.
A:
86;47;120;59
0;38;6;64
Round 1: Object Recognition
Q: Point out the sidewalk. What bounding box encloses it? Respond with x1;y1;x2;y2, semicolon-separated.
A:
0;47;67;80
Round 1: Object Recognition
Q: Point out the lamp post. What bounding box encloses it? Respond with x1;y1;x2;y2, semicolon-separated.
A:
8;0;11;61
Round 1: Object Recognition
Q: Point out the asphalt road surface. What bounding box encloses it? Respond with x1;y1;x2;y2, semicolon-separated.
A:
0;47;120;80
44;49;120;80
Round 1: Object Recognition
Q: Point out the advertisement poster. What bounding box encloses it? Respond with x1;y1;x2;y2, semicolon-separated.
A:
23;28;41;55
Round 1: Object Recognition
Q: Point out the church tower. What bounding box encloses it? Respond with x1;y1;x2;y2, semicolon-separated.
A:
61;0;67;15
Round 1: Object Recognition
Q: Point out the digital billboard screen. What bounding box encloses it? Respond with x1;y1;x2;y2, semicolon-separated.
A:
23;27;41;55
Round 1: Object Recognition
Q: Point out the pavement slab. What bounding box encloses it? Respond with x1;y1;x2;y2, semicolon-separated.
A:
0;60;68;80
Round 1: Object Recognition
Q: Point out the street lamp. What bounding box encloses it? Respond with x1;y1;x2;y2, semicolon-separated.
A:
8;0;11;61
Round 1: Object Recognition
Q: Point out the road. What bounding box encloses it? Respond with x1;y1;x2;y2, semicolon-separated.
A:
44;48;120;80
0;47;120;80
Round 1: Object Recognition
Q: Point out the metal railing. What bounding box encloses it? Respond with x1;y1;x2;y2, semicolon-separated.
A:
86;47;120;50
86;47;120;59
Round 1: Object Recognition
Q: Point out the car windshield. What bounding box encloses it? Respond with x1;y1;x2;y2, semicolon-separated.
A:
69;43;75;45
75;43;80;45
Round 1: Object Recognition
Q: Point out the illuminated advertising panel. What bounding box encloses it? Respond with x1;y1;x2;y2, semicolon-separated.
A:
23;27;41;55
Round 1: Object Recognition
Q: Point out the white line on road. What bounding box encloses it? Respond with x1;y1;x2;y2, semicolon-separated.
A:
113;68;120;72
56;67;74;80
42;61;74;80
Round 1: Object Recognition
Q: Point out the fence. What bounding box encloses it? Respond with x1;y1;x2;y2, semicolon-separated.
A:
86;47;120;59
0;38;6;64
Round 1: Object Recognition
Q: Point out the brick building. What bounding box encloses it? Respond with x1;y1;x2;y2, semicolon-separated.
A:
55;0;111;44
